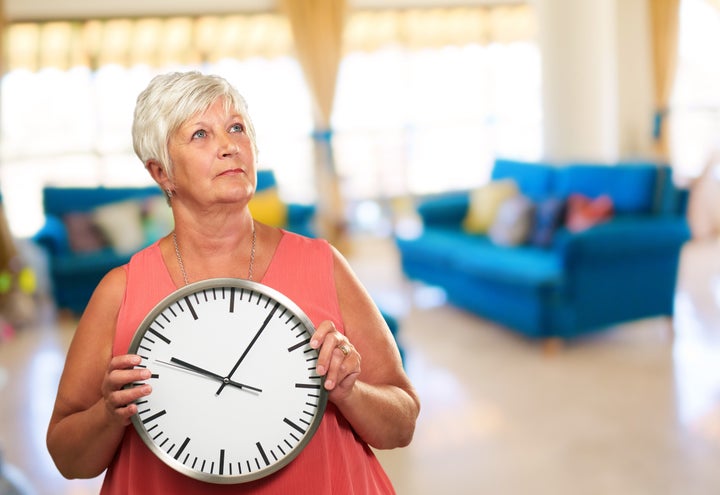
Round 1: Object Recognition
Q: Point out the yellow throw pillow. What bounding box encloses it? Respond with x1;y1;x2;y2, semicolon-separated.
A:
248;188;288;227
462;179;519;234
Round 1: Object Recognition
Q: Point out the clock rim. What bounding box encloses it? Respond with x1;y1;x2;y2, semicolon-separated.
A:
127;277;329;484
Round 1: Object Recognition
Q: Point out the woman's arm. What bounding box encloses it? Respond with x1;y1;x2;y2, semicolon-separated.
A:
46;267;152;479
312;246;420;450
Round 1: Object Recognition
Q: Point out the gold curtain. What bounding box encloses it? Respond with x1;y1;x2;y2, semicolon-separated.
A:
0;0;15;271
4;15;294;71
279;0;347;128
649;0;680;159
3;7;535;73
0;0;5;74
279;0;349;249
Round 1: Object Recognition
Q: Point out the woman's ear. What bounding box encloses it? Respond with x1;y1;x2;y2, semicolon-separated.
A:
146;159;172;191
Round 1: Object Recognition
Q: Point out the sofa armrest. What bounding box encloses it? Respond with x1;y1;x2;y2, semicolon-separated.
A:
554;216;691;261
417;192;469;227
32;214;70;256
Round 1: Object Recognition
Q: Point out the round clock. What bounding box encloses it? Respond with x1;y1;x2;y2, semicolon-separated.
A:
127;278;328;484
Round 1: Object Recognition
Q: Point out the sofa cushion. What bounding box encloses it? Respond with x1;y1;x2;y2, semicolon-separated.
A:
489;195;534;246
565;193;614;232
401;228;562;288
92;200;146;255
43;186;161;217
529;196;566;248
63;212;107;253
249;187;288;227
462;179;518;234
491;159;556;201
453;241;562;287
417;193;469;226
554;164;657;214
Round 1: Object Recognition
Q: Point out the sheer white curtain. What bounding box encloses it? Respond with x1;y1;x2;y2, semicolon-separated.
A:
0;60;313;236
0;9;541;237
670;0;720;179
332;42;541;199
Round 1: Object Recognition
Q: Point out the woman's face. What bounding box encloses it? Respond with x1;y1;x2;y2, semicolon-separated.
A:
167;97;256;207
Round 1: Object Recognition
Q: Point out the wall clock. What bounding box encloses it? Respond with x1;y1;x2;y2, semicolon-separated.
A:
127;278;328;484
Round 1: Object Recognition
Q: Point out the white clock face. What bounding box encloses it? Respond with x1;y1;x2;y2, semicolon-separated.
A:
128;278;328;484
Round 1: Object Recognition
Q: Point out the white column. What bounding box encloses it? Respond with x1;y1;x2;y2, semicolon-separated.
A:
535;0;619;163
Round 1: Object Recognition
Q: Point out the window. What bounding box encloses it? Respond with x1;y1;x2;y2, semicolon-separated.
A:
671;0;720;180
0;59;313;237
333;42;541;200
0;9;540;237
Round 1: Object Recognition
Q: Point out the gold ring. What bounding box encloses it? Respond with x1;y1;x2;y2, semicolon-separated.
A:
337;343;350;356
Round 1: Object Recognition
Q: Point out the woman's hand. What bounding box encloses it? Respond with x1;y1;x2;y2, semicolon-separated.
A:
311;321;361;402
101;354;152;426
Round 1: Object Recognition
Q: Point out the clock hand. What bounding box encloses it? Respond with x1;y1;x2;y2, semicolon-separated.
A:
216;301;280;396
158;358;262;393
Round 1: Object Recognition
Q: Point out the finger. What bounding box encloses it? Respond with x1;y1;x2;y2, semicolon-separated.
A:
335;341;352;358
103;383;151;426
323;338;359;391
104;366;151;394
103;355;152;421
108;383;151;409
328;365;360;396
310;320;336;350
314;330;347;376
110;354;143;372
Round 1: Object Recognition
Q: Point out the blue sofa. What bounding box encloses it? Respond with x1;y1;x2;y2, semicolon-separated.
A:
395;159;691;341
34;171;316;315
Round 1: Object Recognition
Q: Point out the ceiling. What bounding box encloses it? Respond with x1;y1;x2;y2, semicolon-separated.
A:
4;0;522;22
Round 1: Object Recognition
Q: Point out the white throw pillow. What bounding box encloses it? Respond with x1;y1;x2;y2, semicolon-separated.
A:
93;200;145;255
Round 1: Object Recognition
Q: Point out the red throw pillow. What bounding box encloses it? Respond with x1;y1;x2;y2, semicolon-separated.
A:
565;194;614;232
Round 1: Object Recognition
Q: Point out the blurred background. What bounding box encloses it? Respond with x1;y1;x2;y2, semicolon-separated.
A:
1;0;720;494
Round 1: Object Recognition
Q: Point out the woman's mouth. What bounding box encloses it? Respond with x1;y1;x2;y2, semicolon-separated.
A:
218;168;245;177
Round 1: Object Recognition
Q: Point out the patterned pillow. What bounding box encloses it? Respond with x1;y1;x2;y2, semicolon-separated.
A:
529;197;566;248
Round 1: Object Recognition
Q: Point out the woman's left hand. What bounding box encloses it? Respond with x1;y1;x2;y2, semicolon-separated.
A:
311;320;361;401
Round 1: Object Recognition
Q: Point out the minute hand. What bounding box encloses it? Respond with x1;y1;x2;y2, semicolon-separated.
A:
216;301;280;396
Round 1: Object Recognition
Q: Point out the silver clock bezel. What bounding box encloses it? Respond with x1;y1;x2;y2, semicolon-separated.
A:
127;277;329;484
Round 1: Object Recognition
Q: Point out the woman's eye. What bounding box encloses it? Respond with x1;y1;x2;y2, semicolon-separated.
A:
230;123;244;133
192;129;207;139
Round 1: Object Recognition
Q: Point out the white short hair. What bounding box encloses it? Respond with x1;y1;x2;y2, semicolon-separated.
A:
132;71;257;178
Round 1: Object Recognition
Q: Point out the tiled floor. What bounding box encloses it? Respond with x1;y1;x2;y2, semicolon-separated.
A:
1;236;719;494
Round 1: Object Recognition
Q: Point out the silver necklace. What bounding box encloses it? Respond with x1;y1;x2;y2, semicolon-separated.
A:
172;223;256;286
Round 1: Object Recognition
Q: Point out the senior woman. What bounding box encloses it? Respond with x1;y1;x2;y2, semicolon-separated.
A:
46;71;420;494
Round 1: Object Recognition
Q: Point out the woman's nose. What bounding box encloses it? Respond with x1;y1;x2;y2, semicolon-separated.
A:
217;134;240;157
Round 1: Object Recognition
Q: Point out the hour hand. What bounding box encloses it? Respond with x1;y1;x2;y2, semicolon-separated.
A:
158;358;262;393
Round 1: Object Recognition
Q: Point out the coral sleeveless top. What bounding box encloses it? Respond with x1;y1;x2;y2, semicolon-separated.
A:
101;231;395;494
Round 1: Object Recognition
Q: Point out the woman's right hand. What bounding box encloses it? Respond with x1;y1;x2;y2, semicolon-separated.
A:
101;354;152;426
